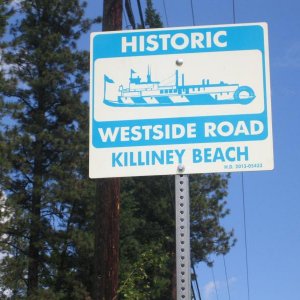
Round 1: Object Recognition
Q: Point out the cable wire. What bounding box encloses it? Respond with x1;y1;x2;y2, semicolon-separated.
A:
192;263;202;300
122;5;129;28
211;265;220;300
231;1;250;298
192;281;196;300
190;0;196;25
136;0;145;28
162;0;169;27
125;0;136;29
232;0;236;23
223;255;231;300
242;173;251;300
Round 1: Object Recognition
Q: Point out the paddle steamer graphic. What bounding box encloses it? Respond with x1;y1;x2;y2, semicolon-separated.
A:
103;67;256;107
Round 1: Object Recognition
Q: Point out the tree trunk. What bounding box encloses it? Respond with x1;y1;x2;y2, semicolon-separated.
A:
93;2;122;299
27;156;42;296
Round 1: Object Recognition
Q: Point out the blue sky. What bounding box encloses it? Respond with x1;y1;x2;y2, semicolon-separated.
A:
85;0;300;299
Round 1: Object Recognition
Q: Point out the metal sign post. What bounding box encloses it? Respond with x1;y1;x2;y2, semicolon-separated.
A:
175;173;191;299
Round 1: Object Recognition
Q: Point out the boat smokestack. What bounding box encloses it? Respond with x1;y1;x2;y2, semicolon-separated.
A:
147;65;151;83
182;74;185;86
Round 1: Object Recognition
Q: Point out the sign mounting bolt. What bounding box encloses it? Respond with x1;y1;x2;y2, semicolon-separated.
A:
177;164;185;172
176;58;183;66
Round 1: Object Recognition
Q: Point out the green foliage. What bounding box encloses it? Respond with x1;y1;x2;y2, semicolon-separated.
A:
118;175;235;298
0;0;13;37
0;0;99;298
0;0;14;114
190;174;236;265
119;176;175;299
118;245;170;299
145;0;163;28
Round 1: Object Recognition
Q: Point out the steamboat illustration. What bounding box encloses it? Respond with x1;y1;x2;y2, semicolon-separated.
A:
103;67;256;107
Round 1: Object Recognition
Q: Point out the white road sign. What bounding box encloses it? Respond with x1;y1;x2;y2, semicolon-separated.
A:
90;23;273;178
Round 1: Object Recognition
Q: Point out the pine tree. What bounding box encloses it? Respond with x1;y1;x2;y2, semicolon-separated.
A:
190;174;236;265
145;0;163;28
0;0;14;219
119;176;175;299
0;0;99;298
0;0;14;121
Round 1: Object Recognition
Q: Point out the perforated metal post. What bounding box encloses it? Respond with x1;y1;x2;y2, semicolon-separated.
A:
175;174;191;299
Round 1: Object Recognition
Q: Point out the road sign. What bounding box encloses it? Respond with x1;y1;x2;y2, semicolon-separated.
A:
90;23;273;178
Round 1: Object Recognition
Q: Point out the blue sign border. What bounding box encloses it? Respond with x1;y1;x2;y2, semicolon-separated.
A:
91;24;269;148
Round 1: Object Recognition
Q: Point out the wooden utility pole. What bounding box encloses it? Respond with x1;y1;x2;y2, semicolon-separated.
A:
94;179;120;300
93;1;122;299
102;0;123;31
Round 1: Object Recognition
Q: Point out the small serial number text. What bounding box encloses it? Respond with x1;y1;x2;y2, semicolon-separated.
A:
224;163;263;170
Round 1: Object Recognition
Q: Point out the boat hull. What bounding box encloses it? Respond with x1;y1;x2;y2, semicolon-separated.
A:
104;93;255;107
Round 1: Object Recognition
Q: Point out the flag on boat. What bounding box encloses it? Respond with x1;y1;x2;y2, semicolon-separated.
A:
130;69;136;77
104;74;114;83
